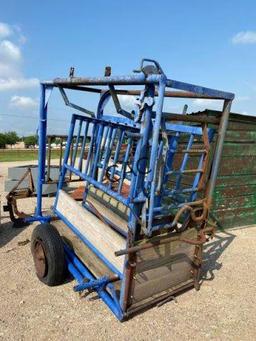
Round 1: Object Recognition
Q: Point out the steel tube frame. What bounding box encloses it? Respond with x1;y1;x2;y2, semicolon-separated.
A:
44;74;234;100
33;61;234;320
64;244;123;320
36;84;47;218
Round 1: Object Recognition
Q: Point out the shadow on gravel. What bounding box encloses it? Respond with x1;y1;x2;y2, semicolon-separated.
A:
201;230;236;282
0;219;28;248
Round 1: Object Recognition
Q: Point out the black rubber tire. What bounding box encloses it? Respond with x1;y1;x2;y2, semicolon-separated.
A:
31;223;66;286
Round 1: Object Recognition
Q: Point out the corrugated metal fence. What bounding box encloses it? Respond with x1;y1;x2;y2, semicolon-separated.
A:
200;110;256;229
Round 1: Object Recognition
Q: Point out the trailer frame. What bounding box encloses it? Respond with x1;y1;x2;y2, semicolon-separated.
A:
29;59;234;320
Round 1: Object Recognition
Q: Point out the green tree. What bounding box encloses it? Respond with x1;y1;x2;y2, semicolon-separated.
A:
4;131;19;145
0;133;6;148
24;135;38;147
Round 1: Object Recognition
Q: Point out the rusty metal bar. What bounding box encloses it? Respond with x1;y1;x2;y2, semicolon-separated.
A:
164;113;219;124
206;99;232;204
177;149;207;154
44;72;234;100
115;227;213;257
58;85;228;100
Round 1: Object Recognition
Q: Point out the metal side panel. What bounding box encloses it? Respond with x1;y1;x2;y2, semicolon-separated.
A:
128;228;197;311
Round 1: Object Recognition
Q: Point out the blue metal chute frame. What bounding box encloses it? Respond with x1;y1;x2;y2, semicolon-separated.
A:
30;59;234;320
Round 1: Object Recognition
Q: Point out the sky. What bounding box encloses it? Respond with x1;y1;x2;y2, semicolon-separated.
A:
0;0;256;135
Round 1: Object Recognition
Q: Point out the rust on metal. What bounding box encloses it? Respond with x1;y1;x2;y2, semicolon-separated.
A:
115;226;214;257
32;240;47;278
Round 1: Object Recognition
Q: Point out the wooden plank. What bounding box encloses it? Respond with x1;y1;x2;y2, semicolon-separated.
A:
53;220;115;278
131;228;197;305
87;189;128;232
56;189;126;272
88;187;129;219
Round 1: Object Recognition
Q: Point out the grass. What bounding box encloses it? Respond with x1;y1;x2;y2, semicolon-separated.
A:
0;149;62;162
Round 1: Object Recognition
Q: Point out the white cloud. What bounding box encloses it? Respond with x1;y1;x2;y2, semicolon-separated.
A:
0;62;21;78
193;98;215;106
0;23;39;92
232;31;256;45
191;98;222;111
0;77;39;91
9;95;38;110
0;40;21;62
118;95;136;110
0;23;13;39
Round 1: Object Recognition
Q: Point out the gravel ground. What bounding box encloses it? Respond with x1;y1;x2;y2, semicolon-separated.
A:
0;161;256;341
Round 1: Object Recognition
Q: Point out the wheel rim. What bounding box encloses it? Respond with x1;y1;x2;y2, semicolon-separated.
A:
32;240;47;278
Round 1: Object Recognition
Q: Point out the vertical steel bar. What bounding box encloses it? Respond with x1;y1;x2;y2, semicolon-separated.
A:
84;123;95;175
109;130;125;183
91;124;104;179
78;121;89;171
147;79;166;184
206;99;232;204
175;134;194;190
128;84;155;237
59;137;63;171
56;115;76;196
72;119;83;167
106;128;118;186
191;152;204;201
69;138;74;180
36;84;47;217
46;136;51;182
99;126;113;182
147;79;166;234
71;120;83;167
118;136;132;193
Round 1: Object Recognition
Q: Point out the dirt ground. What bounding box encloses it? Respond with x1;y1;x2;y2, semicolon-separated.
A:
0;161;256;341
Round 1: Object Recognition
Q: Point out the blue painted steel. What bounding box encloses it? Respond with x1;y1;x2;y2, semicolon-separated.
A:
166;78;234;100
64;163;130;206
32;60;233;319
64;244;123;320
53;114;76;210
78;121;89;171
36;84;47;217
165;123;210;136
128;84;155;234
175;134;194;190
101;115;140;129
118;136;133;193
147;80;166;233
65;255;84;283
71;118;83;167
24;215;51;224
73;276;111;292
51;73;234;100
